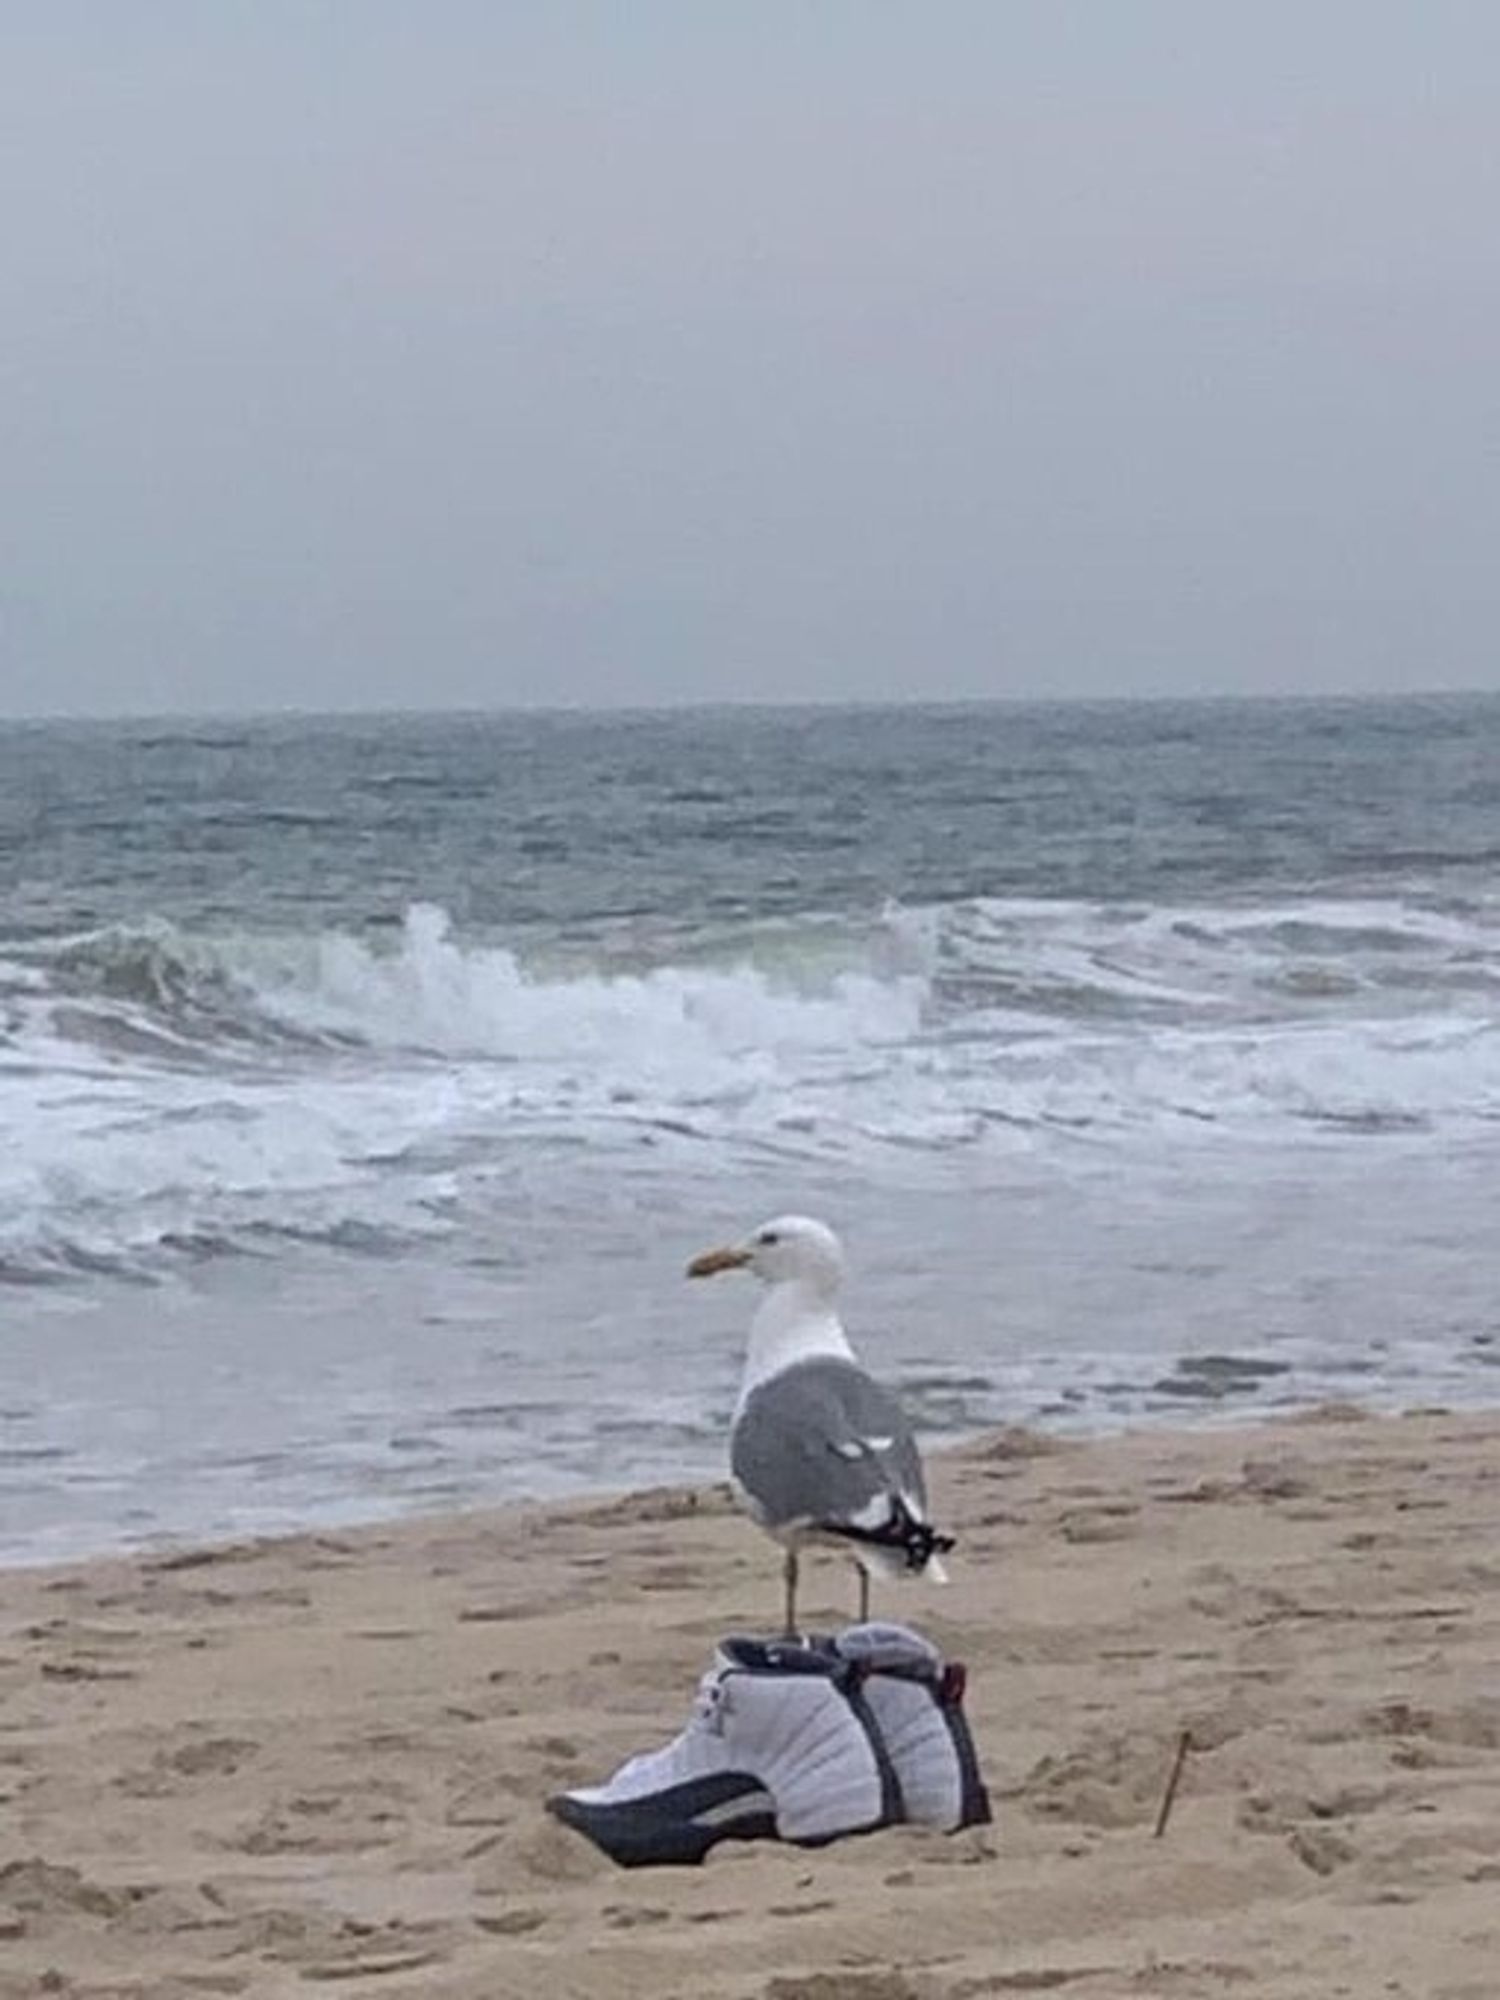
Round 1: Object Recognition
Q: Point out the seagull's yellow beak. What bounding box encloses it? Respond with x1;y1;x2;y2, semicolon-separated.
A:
686;1245;752;1279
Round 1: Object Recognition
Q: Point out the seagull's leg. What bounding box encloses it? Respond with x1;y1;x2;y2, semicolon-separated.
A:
782;1549;799;1640
856;1565;870;1624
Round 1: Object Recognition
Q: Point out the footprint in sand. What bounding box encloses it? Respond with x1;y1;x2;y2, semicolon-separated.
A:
298;1945;444;1982
1362;1698;1500;1749
519;1733;584;1781
167;1736;260;1778
119;1734;259;1796
1017;1733;1177;1830
228;1785;410;1857
762;1975;932;2000
445;1775;519;1829
474;1908;547;1936
39;1656;138;1683
0;1857;130;1919
1241;1452;1316;1500
1238;1782;1389;1836
639;1560;711;1592
603;1903;672;1929
1287;1825;1358;1875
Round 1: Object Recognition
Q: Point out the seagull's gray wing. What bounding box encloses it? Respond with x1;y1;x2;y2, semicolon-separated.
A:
730;1355;927;1532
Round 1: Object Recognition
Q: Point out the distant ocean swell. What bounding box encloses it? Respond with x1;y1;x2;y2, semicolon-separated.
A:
2;893;1497;1285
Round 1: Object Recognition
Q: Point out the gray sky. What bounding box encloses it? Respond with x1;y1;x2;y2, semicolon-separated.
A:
3;4;1497;717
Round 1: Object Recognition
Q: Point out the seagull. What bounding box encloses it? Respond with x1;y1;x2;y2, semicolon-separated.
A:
687;1213;953;1638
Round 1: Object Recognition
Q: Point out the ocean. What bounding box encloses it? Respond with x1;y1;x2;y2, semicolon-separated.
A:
3;695;1498;1563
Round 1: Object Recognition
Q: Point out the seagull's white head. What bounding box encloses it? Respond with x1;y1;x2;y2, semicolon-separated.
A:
686;1214;846;1297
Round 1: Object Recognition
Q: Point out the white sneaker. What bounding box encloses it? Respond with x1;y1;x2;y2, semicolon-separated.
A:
549;1636;897;1867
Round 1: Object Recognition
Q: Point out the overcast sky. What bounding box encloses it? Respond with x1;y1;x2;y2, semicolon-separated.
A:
2;4;1497;717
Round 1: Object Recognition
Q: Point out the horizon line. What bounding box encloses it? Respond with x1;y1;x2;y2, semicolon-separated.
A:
2;683;1495;730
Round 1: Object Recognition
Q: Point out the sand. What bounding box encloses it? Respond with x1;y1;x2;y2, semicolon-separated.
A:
3;1404;1499;1999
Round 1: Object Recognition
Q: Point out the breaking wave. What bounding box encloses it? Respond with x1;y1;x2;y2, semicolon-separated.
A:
3;893;1499;1282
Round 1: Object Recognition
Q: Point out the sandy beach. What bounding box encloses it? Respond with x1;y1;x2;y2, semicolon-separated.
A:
3;1403;1499;2000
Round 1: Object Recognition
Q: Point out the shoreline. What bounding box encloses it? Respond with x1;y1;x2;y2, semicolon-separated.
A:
4;1402;1500;1997
9;1370;1496;1578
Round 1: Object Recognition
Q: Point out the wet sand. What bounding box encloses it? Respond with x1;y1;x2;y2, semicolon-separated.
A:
3;1404;1499;1999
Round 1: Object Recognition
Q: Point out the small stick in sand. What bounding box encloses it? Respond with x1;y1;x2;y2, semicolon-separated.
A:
1152;1728;1193;1838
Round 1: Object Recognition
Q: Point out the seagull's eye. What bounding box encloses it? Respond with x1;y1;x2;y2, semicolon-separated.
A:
758;1230;779;1246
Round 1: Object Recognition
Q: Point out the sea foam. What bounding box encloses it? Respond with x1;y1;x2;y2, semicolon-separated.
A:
2;893;1497;1283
